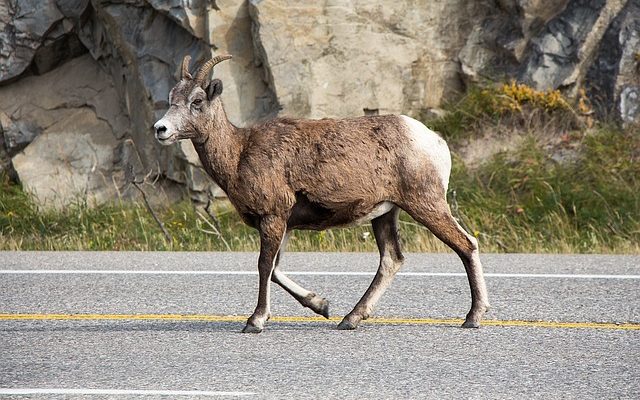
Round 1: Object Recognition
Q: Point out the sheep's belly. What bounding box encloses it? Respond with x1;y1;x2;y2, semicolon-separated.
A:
352;201;395;225
288;197;395;230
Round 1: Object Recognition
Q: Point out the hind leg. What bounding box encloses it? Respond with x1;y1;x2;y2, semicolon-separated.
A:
402;200;490;328
338;207;404;330
271;232;330;318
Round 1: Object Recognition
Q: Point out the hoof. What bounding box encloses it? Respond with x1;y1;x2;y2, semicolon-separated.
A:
303;294;330;319
462;303;489;328
315;298;330;319
241;323;263;334
242;315;265;333
461;319;480;329
337;318;358;330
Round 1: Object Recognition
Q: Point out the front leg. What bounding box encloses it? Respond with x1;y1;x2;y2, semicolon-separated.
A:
242;215;287;333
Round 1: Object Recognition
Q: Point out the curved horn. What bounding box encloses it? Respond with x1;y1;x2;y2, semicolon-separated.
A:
181;55;192;79
194;54;233;83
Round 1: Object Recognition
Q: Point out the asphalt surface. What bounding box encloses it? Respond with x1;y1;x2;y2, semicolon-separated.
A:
0;252;639;399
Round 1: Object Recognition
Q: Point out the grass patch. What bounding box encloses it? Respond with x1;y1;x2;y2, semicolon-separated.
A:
449;127;640;252
419;82;637;252
1;124;638;253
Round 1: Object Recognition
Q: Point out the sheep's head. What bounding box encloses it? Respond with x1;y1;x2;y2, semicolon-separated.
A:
154;55;232;145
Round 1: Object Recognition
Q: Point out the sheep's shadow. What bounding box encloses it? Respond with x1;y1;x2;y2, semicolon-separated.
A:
0;321;236;333
0;320;351;334
0;319;460;334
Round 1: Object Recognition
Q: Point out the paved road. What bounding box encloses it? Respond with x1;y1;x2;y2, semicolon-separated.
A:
0;252;639;399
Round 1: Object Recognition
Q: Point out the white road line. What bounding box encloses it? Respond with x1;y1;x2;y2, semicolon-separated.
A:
0;388;253;396
0;270;638;279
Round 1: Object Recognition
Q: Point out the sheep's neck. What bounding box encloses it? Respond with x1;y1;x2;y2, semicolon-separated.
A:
192;101;242;195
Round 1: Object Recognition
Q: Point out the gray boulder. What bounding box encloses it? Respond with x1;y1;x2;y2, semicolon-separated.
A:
0;54;125;206
248;0;483;118
12;108;118;209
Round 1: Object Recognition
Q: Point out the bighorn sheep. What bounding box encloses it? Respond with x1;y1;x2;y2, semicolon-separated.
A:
154;55;490;333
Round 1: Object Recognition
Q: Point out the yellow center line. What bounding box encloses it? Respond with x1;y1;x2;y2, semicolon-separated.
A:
0;313;638;330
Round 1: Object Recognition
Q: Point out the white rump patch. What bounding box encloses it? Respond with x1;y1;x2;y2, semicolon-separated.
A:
400;115;451;190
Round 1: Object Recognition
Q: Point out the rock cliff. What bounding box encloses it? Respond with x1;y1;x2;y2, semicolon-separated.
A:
0;0;638;208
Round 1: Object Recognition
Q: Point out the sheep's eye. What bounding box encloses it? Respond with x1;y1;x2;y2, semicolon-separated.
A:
192;98;203;106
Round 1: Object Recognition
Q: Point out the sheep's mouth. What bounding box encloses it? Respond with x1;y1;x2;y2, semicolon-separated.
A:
156;135;177;145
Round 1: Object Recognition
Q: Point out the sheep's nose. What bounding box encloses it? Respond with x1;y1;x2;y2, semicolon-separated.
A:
155;125;167;136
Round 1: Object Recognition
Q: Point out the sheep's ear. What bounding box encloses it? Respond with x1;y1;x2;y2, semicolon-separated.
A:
206;79;223;101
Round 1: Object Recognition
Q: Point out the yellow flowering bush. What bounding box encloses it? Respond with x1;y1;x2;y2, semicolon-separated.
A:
427;81;585;144
495;81;570;113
